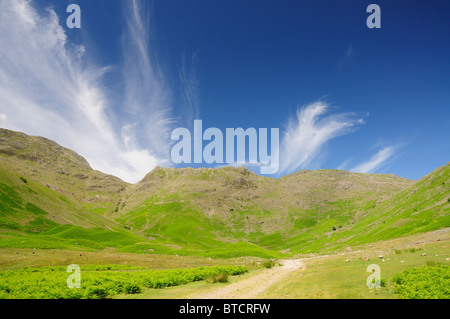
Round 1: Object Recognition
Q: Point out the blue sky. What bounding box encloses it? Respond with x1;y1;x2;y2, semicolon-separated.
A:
0;0;449;183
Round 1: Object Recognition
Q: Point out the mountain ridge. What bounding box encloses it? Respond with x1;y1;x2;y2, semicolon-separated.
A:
0;128;448;257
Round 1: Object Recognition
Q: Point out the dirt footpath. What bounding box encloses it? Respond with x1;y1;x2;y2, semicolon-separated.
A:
191;259;305;299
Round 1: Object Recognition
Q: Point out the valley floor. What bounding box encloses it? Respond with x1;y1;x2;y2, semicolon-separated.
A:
120;228;450;299
0;228;448;299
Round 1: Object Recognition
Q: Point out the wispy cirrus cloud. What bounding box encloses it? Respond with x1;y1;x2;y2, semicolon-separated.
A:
0;0;381;181
179;51;201;127
0;0;173;183
120;0;174;163
338;43;355;67
350;145;397;174
278;101;364;175
345;43;354;58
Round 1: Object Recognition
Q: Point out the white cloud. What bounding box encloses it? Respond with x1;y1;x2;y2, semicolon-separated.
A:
338;43;355;67
120;0;174;162
0;113;6;126
337;158;351;171
350;146;396;174
0;0;173;183
279;102;364;175
345;43;354;57
179;51;200;128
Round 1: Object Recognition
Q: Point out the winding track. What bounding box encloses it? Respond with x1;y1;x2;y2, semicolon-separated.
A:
191;259;305;299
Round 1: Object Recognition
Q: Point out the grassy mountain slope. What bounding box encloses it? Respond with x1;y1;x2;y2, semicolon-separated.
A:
0;128;448;257
284;162;450;253
0;129;147;250
113;166;416;255
343;162;449;243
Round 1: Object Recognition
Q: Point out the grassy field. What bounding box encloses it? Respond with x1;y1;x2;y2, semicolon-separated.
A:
115;266;265;299
0;264;248;299
0;247;260;270
260;229;450;299
114;229;450;299
0;247;271;300
0;229;448;299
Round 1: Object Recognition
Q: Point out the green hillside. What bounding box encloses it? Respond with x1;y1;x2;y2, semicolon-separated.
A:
0;128;448;257
0;129;145;251
283;162;450;253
